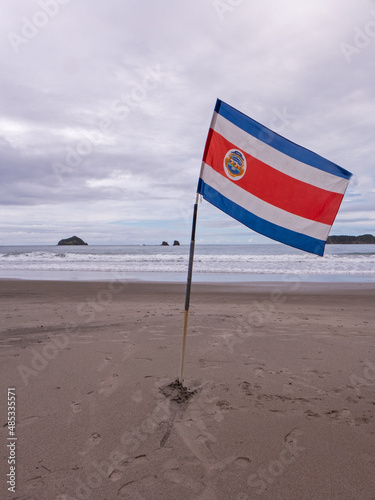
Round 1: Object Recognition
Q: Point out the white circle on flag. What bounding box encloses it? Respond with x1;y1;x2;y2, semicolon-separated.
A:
223;149;247;180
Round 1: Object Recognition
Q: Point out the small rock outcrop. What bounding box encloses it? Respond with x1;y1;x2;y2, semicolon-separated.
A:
58;236;88;246
173;240;180;246
161;241;169;246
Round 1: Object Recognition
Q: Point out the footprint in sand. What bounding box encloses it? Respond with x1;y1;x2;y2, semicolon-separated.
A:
78;432;102;456
109;469;124;482
117;487;146;499
98;373;119;396
284;427;304;445
253;367;265;378
117;476;155;498
132;390;143;403
325;409;354;424
239;381;254;396
71;400;82;413
163;459;203;490
110;455;148;482
163;470;203;492
174;421;235;470
234;457;251;468
97;355;112;372
305;409;320;418
123;343;136;361
89;431;101;442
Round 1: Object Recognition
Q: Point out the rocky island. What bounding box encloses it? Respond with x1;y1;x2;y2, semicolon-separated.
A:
58;236;88;246
161;240;180;246
326;234;375;244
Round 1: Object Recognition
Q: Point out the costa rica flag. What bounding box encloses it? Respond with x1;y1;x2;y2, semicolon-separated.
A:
197;99;352;256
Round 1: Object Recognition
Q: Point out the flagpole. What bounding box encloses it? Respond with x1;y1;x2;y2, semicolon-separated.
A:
178;106;216;386
179;191;200;385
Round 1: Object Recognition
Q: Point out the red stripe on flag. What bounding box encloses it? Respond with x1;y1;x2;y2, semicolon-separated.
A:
203;130;344;225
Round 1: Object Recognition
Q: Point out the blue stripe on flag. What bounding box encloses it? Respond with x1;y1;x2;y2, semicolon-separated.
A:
214;99;352;181
197;178;326;256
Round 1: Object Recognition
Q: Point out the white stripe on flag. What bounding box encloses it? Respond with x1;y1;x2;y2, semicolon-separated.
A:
213;112;348;195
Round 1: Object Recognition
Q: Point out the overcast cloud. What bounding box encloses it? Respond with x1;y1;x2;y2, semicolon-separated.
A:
0;0;374;245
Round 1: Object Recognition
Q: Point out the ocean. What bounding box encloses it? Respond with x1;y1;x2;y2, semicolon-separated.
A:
0;244;374;282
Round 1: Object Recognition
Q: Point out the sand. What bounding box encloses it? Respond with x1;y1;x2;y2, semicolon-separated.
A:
0;279;374;500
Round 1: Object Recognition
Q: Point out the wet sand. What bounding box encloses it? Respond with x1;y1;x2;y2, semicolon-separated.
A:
0;279;374;499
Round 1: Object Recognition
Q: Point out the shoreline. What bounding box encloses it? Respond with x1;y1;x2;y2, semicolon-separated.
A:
1;278;375;294
1;277;375;288
0;270;375;284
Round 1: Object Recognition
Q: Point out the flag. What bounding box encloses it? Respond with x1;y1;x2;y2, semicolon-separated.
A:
197;99;352;256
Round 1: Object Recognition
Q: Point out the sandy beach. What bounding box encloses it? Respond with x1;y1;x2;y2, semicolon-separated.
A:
1;279;374;500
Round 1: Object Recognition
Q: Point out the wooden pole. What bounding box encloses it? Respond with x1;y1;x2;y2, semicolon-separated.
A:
179;193;200;385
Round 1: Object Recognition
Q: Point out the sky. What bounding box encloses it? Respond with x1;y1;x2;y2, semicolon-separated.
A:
0;0;374;245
